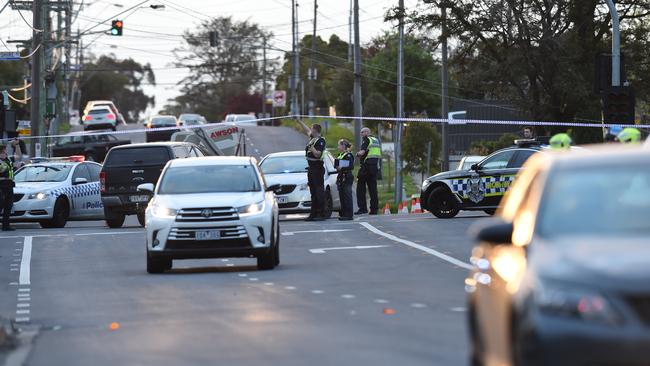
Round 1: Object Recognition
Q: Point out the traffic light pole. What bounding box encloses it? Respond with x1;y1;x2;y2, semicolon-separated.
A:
30;0;44;157
605;0;620;87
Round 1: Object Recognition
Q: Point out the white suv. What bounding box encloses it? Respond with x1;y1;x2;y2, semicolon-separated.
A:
139;156;280;273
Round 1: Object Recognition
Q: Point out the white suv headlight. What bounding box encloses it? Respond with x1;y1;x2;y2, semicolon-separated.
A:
151;205;178;218
297;183;309;191
28;192;49;200
237;200;265;215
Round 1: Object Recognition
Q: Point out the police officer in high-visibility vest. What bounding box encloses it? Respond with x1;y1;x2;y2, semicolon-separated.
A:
549;133;572;150
305;124;327;221
616;127;641;144
356;127;381;215
335;139;354;221
0;141;21;231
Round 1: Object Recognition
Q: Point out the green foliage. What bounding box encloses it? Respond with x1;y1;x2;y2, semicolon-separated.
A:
163;17;274;120
363;92;394;134
401;122;441;174
80;55;155;122
469;133;520;155
0;58;30;119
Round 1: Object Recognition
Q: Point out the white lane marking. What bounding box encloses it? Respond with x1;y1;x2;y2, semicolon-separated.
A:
226;263;234;267
341;294;356;299
254;148;259;153
309;245;389;254
249;278;259;281
14;317;29;323
18;288;30;292
359;222;473;270
10;268;18;271
284;286;296;290
16;310;30;315
0;231;140;239
264;282;274;286
17;303;30;308
19;236;32;285
411;303;427;308
221;259;230;262
311;290;324;294
282;229;353;236
17;293;29;297
374;299;389;304
451;307;467;312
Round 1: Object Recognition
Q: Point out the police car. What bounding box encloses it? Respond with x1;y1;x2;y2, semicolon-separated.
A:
12;156;104;228
421;140;559;218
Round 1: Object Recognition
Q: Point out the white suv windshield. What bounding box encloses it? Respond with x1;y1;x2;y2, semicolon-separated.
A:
15;165;73;182
260;156;307;174
158;165;261;194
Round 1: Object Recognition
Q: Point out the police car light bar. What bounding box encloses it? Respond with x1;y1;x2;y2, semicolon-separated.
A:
28;156;86;164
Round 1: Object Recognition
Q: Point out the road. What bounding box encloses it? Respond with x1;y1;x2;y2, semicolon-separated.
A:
1;125;485;366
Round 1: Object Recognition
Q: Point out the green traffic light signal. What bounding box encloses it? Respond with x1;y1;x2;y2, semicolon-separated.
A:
111;20;123;36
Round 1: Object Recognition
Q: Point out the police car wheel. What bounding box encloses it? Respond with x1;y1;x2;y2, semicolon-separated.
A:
40;198;69;228
323;190;333;219
428;186;459;219
105;208;125;228
137;211;145;227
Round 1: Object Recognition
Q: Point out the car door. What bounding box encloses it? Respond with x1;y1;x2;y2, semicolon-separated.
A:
471;149;518;207
69;164;94;218
84;163;104;218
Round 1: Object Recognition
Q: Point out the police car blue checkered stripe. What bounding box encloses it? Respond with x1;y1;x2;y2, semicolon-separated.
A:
51;182;100;198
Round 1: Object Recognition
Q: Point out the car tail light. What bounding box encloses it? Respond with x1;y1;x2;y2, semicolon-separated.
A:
106;113;116;120
83;115;92;121
67;155;85;162
100;171;106;193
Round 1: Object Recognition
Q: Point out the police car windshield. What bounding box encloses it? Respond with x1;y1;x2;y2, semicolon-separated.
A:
14;164;73;182
260;156;308;174
538;166;650;237
158;165;261;194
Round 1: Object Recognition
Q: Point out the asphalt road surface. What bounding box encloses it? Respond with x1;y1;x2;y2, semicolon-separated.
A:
1;125;486;365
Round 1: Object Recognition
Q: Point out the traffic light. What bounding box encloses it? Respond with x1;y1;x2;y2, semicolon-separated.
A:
602;86;635;124
111;20;123;36
209;31;219;47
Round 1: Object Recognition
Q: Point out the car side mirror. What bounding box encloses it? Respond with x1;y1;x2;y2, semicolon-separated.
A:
73;177;88;185
471;218;513;245
137;183;155;193
471;163;481;171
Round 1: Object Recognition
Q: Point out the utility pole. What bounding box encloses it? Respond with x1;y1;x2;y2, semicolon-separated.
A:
308;0;317;117
353;0;362;150
440;3;450;171
395;0;404;204
348;0;353;62
30;0;43;157
291;0;300;116
605;0;620;86
262;37;267;119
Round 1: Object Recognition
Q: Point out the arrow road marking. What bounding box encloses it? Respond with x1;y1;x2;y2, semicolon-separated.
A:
282;229;353;236
309;245;389;254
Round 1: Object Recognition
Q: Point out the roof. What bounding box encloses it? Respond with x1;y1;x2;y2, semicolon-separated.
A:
168;156;254;167
111;141;192;150
264;150;305;158
532;144;650;170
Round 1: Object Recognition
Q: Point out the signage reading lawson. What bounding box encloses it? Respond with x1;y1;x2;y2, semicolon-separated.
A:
0;52;20;61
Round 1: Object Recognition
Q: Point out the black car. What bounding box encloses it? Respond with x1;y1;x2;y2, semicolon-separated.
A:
100;142;205;228
421;140;545;218
145;115;180;142
52;133;130;162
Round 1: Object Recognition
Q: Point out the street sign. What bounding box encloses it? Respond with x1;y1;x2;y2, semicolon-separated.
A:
272;90;286;108
0;52;20;61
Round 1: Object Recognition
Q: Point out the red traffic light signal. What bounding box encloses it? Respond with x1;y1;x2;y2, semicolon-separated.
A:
111;20;123;36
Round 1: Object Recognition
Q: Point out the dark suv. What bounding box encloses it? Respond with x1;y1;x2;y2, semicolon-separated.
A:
100;142;205;228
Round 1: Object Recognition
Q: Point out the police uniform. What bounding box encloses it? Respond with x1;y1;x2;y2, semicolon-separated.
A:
306;136;326;220
0;157;15;230
356;135;381;214
336;151;354;219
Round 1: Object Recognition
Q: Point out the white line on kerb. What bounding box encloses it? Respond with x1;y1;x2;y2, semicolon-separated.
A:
19;236;32;285
282;229;353;236
359;222;473;270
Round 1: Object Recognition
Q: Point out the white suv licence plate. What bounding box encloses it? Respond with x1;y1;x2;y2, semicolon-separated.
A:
196;230;221;241
277;197;288;204
130;195;149;203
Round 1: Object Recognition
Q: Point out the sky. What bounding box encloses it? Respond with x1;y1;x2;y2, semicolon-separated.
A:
1;0;421;117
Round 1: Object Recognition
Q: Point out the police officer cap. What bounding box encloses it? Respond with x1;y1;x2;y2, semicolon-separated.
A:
549;133;572;149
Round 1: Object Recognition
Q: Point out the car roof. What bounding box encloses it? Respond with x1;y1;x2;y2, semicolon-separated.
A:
151;115;176;119
168;156;254;167
264;150;305;158
111;142;191;150
531;144;650;171
88;106;112;111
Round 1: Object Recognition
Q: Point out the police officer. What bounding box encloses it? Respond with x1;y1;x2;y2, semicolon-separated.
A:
335;139;354;221
616;127;641;144
0;140;21;231
305;124;327;221
549;133;572;150
356;127;381;215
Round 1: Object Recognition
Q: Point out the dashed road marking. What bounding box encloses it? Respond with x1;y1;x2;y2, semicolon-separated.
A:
16;310;30;315
311;290;324;294
451;307;467;312
341;294;356;299
17;303;30;308
359;222;473;270
249;278;259;281
284;286;296;290
238;273;248;277
264;282;274;286
411;303;427;308
374;299;389;304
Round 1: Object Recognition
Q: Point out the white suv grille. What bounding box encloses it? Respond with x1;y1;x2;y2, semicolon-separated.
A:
175;207;238;222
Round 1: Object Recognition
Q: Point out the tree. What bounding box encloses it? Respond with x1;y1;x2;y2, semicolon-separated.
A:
401;122;441;176
165;17;275;120
224;93;262;115
401;0;650;139
363;92;394;135
80;55;155;122
0;57;30;119
365;32;441;116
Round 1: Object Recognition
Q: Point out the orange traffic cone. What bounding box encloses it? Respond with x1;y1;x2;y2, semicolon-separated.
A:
383;203;391;215
412;198;423;214
399;201;409;215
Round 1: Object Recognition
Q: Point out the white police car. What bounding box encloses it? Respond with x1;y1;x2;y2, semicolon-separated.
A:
12;157;104;228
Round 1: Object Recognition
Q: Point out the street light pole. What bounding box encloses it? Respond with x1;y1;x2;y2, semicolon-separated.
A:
395;0;404;205
605;0;620;87
353;0;362;150
440;3;450;171
30;0;43;157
